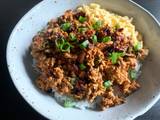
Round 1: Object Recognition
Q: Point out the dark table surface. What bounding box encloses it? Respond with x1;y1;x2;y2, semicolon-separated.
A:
1;0;160;120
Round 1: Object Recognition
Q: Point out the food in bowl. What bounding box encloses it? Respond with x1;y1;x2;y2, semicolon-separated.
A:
30;3;149;110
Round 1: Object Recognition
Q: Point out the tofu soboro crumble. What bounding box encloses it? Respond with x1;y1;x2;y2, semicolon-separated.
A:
31;3;149;110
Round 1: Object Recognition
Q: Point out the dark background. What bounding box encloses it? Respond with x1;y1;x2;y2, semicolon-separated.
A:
1;0;160;120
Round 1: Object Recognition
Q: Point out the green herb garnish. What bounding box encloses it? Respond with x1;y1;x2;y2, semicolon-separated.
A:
78;16;87;23
109;52;124;64
102;36;112;42
55;38;72;52
60;42;72;52
79;40;89;49
104;80;112;89
63;99;75;108
92;35;97;43
61;22;71;31
129;69;137;80
69;33;77;41
79;63;86;70
93;20;103;30
55;38;65;48
134;41;143;51
78;27;88;33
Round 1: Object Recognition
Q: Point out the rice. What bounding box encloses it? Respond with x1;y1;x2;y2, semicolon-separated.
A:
78;3;139;45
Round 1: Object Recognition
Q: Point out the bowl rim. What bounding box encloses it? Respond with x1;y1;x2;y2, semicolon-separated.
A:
128;0;160;119
6;0;160;120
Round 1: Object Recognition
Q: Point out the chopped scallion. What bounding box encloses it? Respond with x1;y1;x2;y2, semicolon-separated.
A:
104;80;112;89
69;33;77;41
92;35;97;43
60;42;72;52
129;69;137;80
102;36;112;42
63;99;75;108
79;40;89;49
78;27;88;33
134;41;143;51
61;22;71;31
93;20;103;30
78;16;87;23
79;63;86;70
109;52;124;64
55;38;72;52
55;38;65;49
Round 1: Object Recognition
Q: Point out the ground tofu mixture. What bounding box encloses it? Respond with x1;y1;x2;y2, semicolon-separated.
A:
31;3;149;110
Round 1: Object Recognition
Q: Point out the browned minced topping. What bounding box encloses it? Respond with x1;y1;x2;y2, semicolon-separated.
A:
31;10;148;110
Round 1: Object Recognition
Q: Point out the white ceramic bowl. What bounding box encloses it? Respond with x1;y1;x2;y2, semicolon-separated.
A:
7;0;160;120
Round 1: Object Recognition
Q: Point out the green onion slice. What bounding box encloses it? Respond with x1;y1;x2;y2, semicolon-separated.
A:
79;63;86;70
55;38;65;49
78;27;88;33
134;41;143;51
63;99;75;108
92;35;97;43
79;40;89;49
104;80;112;89
55;38;72;52
129;69;137;80
61;22;71;31
69;33;77;41
109;52;124;64
92;20;103;30
60;42;72;52
78;16;87;23
102;36;112;42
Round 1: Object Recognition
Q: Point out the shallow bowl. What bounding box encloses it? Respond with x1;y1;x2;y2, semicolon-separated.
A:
7;0;160;120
